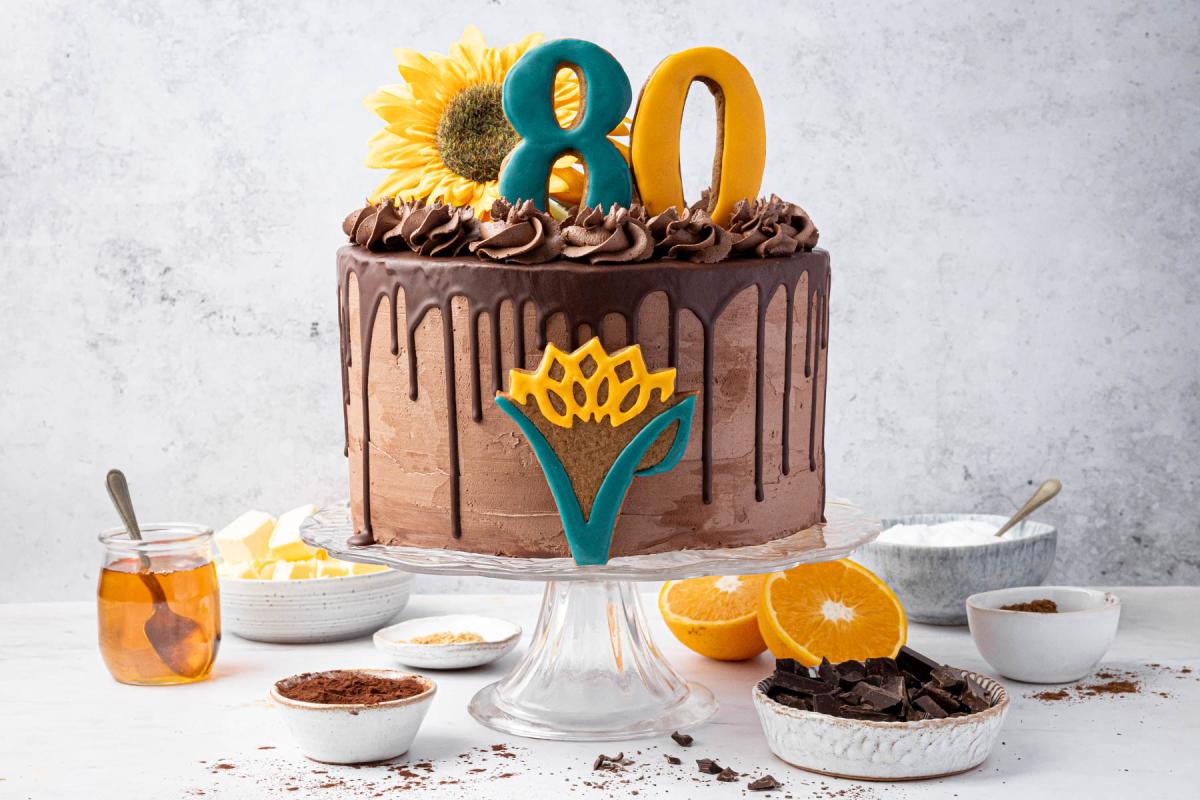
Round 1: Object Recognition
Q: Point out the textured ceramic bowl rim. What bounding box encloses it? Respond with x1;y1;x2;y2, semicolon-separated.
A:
270;669;436;712
753;670;1009;729
966;586;1120;617
219;568;408;585
873;514;1055;552
374;615;521;651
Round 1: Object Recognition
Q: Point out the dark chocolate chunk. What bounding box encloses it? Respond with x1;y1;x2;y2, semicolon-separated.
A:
850;681;903;712
930;666;966;693
665;755;682;765
769;692;811;711
670;731;693;747
748;775;782;791
837;660;866;687
865;657;899;678
812;692;843;716
816;657;838;685
717;767;739;782
773;670;836;695
840;706;899;721
960;689;992;713
921;683;961;713
913;695;948;719
774;658;802;674
697;758;723;774
896;646;941;681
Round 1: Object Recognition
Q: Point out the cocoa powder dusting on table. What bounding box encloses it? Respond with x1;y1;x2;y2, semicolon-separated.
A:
275;671;427;705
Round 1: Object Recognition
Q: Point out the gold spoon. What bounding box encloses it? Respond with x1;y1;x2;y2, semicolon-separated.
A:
994;478;1062;538
105;469;208;678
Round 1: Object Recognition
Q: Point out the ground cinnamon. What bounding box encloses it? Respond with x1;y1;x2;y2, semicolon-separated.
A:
1001;598;1058;613
276;671;428;705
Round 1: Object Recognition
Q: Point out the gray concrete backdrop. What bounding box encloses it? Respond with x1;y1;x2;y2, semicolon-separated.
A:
2;0;1197;601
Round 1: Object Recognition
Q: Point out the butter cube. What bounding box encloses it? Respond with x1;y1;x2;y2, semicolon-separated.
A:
349;561;389;576
215;510;275;563
254;559;278;579
271;559;317;581
317;559;350;578
216;560;257;579
268;503;319;561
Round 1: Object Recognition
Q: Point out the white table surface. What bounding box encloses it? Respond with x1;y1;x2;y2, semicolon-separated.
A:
2;588;1197;799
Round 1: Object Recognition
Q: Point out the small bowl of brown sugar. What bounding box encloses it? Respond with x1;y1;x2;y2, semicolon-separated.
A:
966;586;1121;683
271;669;436;764
373;614;522;670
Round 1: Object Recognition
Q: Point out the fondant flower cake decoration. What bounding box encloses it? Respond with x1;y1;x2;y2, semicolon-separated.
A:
363;27;629;217
496;339;697;565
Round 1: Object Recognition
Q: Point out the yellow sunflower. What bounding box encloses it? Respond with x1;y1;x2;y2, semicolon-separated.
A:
364;27;630;218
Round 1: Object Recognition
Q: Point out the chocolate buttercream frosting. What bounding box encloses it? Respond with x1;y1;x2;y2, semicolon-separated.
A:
471;199;563;264
646;206;733;264
561;204;654;264
729;197;802;258
400;201;480;256
343;199;408;251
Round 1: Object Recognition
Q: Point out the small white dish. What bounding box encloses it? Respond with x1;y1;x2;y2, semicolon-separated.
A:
966;586;1120;683
753;671;1009;781
271;669;435;764
220;569;413;643
373;614;521;670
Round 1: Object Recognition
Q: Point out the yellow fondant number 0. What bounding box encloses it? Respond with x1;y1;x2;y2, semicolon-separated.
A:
630;47;766;227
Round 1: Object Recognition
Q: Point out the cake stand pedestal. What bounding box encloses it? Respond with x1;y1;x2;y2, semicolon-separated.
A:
302;500;878;742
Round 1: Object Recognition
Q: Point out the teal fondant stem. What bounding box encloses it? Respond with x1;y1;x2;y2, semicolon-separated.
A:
495;395;696;566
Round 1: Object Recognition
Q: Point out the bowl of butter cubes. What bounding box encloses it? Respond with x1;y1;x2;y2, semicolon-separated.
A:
215;505;412;643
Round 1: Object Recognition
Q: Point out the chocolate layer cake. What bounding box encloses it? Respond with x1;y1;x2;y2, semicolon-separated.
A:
338;231;830;558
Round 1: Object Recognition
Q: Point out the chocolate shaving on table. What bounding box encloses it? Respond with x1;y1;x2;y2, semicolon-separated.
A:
716;767;739;782
470;198;563;264
664;754;682;765
696;758;723;774
646;206;733;263
747;775;782;791
670;731;693;747
399;201;480;256
561;204;654;264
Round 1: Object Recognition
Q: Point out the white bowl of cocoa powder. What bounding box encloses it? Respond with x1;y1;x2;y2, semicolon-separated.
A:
271;669;436;764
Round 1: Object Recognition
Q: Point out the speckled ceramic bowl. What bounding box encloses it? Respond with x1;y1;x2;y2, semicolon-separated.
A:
752;672;1009;781
854;514;1056;625
220;569;413;643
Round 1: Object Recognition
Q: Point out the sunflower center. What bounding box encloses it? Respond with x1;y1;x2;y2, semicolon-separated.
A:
436;83;520;184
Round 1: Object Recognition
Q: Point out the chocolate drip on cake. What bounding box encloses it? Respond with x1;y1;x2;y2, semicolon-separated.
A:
337;248;830;546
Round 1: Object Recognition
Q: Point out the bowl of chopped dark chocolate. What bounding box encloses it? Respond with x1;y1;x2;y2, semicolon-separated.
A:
752;646;1008;780
271;669;436;764
967;586;1120;683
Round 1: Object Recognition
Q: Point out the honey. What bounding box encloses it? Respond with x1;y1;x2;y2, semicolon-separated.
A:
97;554;220;685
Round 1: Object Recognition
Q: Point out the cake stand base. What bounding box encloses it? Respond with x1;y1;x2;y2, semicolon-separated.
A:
302;500;878;741
468;580;715;741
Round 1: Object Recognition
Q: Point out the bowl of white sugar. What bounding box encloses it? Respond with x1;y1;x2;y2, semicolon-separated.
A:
854;514;1056;625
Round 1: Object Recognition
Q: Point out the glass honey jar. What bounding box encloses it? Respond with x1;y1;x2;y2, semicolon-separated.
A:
97;523;221;685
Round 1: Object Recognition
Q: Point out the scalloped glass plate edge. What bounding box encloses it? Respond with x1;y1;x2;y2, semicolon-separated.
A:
301;499;879;582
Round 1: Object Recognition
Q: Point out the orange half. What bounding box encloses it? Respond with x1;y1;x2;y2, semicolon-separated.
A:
659;574;768;661
759;559;907;666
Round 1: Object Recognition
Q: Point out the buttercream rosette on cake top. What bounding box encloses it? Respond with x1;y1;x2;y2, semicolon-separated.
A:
338;28;829;566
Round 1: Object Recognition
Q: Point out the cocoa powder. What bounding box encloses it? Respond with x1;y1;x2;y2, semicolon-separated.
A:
1001;598;1058;613
276;671;428;705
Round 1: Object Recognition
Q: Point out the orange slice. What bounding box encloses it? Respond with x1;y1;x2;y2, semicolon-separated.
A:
758;559;907;666
659;574;768;661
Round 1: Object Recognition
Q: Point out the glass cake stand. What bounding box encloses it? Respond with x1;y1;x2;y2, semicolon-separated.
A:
302;500;879;742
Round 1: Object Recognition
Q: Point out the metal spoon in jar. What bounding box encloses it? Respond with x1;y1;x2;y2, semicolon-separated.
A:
993;478;1062;538
105;469;207;677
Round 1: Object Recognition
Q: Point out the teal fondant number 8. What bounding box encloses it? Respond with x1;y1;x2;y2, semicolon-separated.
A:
500;39;632;210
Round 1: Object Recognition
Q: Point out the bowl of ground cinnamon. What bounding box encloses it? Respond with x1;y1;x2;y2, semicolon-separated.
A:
966;587;1121;683
270;669;436;764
